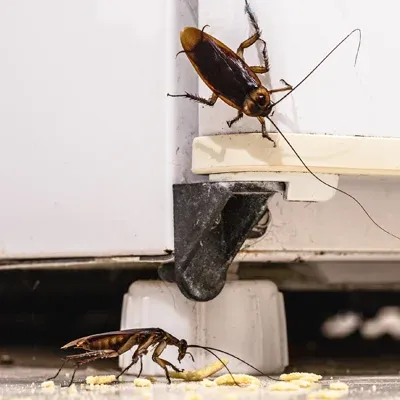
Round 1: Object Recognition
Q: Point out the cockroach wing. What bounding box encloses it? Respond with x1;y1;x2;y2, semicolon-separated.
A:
60;329;145;349
180;27;261;110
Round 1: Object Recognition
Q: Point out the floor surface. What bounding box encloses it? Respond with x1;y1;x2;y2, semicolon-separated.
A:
0;347;399;399
1;365;400;399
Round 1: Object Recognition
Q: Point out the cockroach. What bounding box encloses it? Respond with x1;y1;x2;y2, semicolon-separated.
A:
49;327;280;387
168;1;400;242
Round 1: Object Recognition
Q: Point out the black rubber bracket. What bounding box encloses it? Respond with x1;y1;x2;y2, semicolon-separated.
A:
161;181;284;302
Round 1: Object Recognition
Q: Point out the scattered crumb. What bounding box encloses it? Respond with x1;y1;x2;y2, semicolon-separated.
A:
280;372;323;382
267;381;301;391
170;358;228;381
65;372;70;378
184;392;202;400
308;389;348;399
68;384;77;394
85;375;116;385
134;378;152;387
372;384;377;392
291;379;313;388
144;376;157;383
40;380;55;389
329;381;349;391
214;374;261;386
200;379;216;387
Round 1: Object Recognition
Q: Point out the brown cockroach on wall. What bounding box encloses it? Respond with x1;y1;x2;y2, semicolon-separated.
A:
168;0;400;242
49;327;280;386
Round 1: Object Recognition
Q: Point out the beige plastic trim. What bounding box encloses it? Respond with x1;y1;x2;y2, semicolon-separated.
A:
192;132;400;176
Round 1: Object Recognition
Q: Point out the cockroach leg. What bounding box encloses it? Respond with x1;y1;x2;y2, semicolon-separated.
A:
116;336;153;380
236;32;259;60
249;39;270;74
241;0;270;72
227;112;243;128
250;66;267;73
115;355;143;380
167;92;219;107
67;367;79;387
59;350;118;387
237;35;269;74
65;350;119;364
279;79;291;87
152;340;183;384
48;359;67;381
258;116;276;147
137;357;144;378
270;79;293;94
113;356;145;384
244;0;262;38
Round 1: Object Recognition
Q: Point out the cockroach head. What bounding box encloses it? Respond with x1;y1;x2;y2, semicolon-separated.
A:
243;87;272;117
177;339;188;362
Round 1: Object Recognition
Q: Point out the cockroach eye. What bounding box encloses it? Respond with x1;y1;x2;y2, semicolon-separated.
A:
257;94;266;105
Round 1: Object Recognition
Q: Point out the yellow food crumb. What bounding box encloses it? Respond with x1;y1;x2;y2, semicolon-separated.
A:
267;381;301;391
85;375;116;385
133;378;152;387
291;379;313;388
200;379;216;387
170;358;228;381
329;381;349;391
40;380;55;389
184;392;203;400
214;374;260;386
308;389;348;399
280;372;323;382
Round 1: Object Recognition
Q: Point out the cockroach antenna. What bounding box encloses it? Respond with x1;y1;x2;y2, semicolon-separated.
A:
187;344;281;383
271;28;362;109
266;116;400;241
264;28;400;241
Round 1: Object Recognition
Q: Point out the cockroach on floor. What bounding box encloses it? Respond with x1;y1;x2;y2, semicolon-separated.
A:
49;327;280;387
168;2;400;242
